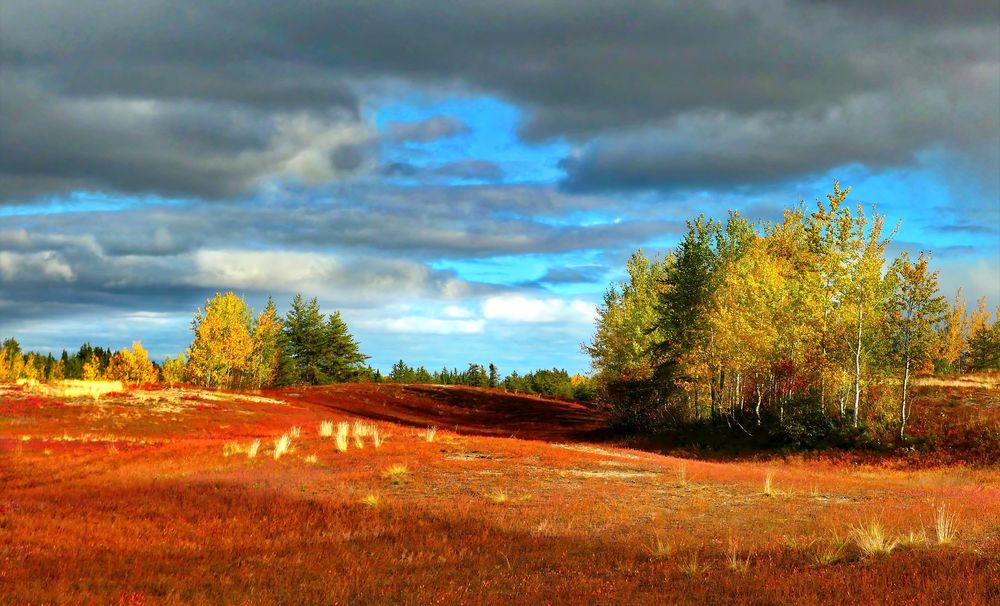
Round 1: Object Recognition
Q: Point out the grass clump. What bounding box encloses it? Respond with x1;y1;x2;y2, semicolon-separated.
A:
811;533;848;566
424;426;438;443
372;425;384;449
360;493;380;508
486;489;509;504
304;454;318;464
222;441;244;457
762;470;775;496
273;433;292;460
934;505;958;545
899;529;928;548
726;541;752;575
646;532;673;560
679;552;709;577
246;439;261;459
383;463;409;484
336;422;350;452
319;420;334;438
853;520;898;558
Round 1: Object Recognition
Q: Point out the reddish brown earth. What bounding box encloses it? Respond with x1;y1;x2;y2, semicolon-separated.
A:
1;381;998;605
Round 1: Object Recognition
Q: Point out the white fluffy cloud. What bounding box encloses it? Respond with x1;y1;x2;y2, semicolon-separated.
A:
365;316;485;335
188;249;474;303
482;295;596;324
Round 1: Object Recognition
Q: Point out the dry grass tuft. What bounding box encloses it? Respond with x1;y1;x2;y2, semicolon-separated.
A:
485;489;510;504
811;540;847;566
27;379;125;400
319;421;334;438
934;505;958;545
679;552;710;576
289;426;301;439
763;470;775;496
246;439;261;459
646;532;674;560
222;441;244;457
424;425;438;443
304;454;318;464
335;422;349;452
352;420;372;438
853;520;899;558
677;464;688;487
383;463;409;484
273;434;292;460
726;541;752;575
371;425;384;448
360;493;380;508
899;529;928;548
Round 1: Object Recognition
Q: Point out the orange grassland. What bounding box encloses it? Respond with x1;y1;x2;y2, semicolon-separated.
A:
1;381;998;606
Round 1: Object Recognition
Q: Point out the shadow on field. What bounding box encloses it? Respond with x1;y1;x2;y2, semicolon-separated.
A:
269;383;611;442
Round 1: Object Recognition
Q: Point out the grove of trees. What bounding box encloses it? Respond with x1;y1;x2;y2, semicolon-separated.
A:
585;183;998;443
183;292;369;389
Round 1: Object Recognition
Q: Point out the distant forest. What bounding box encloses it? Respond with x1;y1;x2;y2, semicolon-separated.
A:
0;293;593;402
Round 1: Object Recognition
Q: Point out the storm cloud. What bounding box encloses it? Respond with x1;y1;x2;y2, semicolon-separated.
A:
1;1;997;199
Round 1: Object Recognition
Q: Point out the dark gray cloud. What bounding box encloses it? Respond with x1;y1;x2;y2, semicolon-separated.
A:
1;1;996;199
385;116;471;143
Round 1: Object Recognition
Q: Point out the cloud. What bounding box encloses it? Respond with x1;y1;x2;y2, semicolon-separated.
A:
364;316;485;335
482;295;596;324
189;249;475;302
1;1;996;199
538;265;606;284
384;116;471;142
0;251;75;282
561;88;999;191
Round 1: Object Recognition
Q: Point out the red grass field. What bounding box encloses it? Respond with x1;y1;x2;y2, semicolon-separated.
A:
1;381;998;605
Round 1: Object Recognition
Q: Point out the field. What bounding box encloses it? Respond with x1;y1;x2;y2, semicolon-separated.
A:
1;381;998;605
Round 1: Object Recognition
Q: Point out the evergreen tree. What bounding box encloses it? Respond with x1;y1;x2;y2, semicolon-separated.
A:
278;294;367;385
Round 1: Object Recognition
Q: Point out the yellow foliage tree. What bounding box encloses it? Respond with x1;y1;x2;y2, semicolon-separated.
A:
105;341;158;385
186;292;254;388
82;353;102;380
161;354;187;386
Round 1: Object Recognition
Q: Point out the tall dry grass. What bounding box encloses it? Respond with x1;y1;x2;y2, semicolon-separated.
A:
26;379;125;400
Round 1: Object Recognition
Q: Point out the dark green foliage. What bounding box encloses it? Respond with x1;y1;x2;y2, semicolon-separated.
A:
967;322;1000;370
277;294;368;386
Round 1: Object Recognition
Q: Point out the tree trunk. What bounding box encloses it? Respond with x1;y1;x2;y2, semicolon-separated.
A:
900;352;911;440
853;300;863;428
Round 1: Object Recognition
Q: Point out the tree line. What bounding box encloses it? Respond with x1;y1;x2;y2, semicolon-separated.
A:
585;183;998;444
387;359;595;401
1;292;600;404
0;339;156;385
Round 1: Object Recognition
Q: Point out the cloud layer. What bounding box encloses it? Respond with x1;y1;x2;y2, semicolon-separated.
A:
2;1;996;199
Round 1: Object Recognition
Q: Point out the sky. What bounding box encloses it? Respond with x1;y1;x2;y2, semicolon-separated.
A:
1;1;998;374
